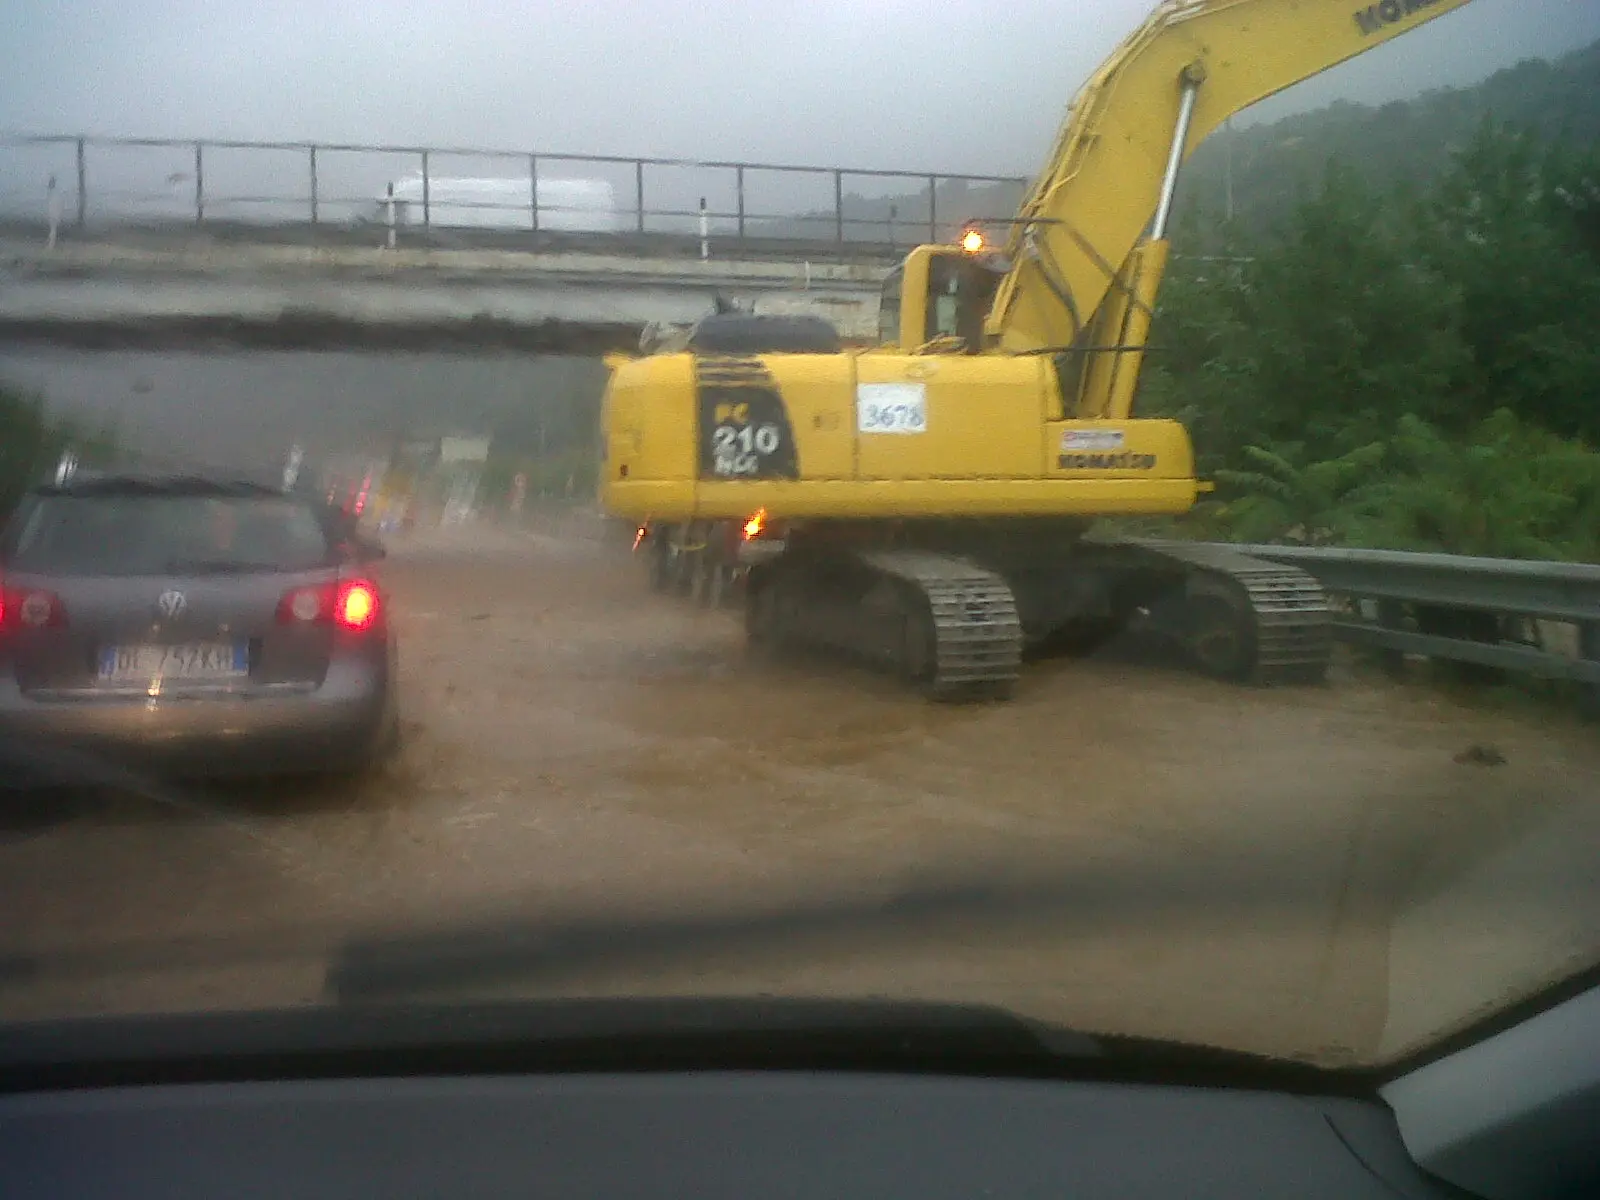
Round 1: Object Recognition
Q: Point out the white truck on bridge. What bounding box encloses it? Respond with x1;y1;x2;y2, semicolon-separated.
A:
378;174;624;233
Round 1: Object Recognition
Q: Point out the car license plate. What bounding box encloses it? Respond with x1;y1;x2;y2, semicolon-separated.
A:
98;643;249;684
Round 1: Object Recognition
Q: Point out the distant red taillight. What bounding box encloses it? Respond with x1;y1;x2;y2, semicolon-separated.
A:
0;584;66;631
276;578;381;633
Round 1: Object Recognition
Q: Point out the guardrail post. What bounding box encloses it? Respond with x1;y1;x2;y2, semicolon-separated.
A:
1376;600;1408;677
385;181;396;250
735;166;745;241
888;203;897;250
529;154;539;232
420;150;430;231
194;142;205;224
928;175;938;243
309;145;319;226
833;169;844;249
635;160;646;234
1580;622;1600;719
75;137;87;227
699;197;709;261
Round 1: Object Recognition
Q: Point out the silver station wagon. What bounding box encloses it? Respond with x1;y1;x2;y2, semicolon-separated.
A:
0;473;398;781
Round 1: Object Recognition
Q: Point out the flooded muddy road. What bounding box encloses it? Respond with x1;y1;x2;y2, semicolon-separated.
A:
4;511;1596;1065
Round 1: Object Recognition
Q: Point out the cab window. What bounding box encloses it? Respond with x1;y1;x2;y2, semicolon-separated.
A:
924;254;1001;349
926;257;962;342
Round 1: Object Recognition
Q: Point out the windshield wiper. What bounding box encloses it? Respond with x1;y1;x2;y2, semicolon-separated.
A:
0;997;1111;1091
0;848;1367;1091
0;991;1351;1097
322;862;1272;1007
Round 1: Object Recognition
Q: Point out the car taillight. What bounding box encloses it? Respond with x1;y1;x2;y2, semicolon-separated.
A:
276;585;328;624
0;585;67;631
276;579;381;632
335;580;378;631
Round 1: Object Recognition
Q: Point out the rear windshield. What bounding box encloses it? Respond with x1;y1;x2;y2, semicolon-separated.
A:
5;495;332;576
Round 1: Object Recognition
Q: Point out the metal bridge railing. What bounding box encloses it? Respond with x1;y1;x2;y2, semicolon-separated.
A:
0;134;1028;259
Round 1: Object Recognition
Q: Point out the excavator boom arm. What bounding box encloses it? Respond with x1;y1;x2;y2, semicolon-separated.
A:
987;0;1476;356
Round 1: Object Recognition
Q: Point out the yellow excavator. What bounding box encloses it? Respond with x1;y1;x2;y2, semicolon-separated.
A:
601;0;1476;699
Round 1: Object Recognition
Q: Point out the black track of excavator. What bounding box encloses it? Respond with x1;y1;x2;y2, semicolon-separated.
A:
860;550;1024;699
742;532;1331;700
745;547;1021;700
1125;539;1333;685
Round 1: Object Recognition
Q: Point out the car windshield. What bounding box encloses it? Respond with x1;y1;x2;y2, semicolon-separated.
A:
1;0;1598;1079
8;495;331;575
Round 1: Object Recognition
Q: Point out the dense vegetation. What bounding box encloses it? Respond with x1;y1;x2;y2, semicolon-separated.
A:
1177;40;1600;237
1136;119;1600;558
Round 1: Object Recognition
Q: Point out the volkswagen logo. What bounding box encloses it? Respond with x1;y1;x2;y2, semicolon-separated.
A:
156;590;187;620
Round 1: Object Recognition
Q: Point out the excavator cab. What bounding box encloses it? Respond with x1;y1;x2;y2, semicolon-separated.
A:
878;242;1005;353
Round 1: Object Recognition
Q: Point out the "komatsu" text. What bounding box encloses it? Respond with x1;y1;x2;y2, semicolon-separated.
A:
1058;452;1157;471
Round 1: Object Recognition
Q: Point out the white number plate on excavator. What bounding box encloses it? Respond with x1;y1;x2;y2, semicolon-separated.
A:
857;384;927;434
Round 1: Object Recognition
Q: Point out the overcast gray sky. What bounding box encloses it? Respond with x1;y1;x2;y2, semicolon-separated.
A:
4;0;1599;175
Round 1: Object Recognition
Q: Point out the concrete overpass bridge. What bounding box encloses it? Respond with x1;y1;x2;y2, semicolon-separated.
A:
0;233;892;352
0;133;1027;351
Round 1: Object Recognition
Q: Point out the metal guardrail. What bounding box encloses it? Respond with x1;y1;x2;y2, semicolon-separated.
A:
1234;543;1600;688
0;133;1028;257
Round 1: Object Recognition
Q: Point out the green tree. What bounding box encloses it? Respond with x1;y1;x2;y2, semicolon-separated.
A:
1174;40;1600;234
1137;237;1258;475
1234;162;1467;457
1210;439;1387;545
1140;111;1600;563
1360;411;1600;559
1142;162;1468;470
1418;123;1600;441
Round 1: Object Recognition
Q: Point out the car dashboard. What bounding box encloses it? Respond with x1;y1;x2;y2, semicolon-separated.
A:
1;1068;1454;1199
0;978;1594;1198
